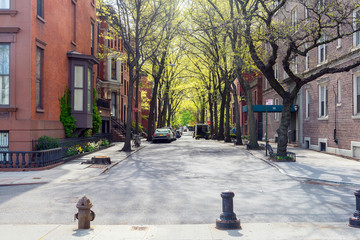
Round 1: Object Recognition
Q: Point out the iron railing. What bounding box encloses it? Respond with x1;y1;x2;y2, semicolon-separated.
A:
0;148;63;169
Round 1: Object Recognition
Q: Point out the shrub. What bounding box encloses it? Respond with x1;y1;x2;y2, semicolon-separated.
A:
36;136;60;150
59;87;77;138
195;135;200;140
99;139;110;147
230;133;236;138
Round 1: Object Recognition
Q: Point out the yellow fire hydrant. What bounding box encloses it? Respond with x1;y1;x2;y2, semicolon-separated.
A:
74;195;95;229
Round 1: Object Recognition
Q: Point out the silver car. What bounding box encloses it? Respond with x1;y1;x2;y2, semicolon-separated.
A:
153;128;173;143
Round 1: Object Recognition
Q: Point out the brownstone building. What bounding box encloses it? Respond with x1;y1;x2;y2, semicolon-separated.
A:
97;16;146;141
0;0;98;152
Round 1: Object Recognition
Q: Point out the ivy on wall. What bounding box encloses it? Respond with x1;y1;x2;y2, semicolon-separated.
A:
92;88;102;134
59;87;77;138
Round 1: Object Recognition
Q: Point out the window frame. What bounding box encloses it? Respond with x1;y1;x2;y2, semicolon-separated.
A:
37;0;44;19
0;43;10;106
291;7;298;32
318;82;328;118
275;98;280;121
354;74;360;115
305;89;310;119
36;47;44;110
318;34;328;64
274;63;279;80
0;0;10;9
353;9;360;48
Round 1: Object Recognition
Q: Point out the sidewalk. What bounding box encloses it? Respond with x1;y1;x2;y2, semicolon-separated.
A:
1;222;359;240
0;142;144;186
247;142;360;186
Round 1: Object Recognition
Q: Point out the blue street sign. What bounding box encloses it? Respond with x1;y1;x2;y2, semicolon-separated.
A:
242;105;299;113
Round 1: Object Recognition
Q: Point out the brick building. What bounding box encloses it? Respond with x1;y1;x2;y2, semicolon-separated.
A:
231;72;263;140
262;1;360;158
0;0;98;152
97;16;146;141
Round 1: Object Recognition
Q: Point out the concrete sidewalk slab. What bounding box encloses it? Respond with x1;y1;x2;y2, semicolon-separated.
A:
1;223;359;240
244;142;360;186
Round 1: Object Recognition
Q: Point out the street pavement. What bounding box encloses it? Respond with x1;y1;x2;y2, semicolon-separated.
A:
1;137;360;239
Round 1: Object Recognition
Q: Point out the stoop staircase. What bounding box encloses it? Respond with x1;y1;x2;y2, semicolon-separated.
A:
111;117;126;142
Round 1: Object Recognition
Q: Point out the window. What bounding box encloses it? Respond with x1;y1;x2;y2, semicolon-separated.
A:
337;25;342;48
291;55;298;73
353;10;360;47
87;68;92;113
37;0;44;18
72;1;76;43
111;92;116;117
305;89;310;118
91;23;94;55
305;44;309;70
275;98;279;121
0;44;10;105
263;77;268;90
0;0;10;9
274;63;279;80
283;67;288;79
354;75;360;115
111;58;117;80
36;47;43;109
337;80;341;104
291;7;297;32
319;83;328;117
305;0;309;20
74;66;84;111
318;34;327;64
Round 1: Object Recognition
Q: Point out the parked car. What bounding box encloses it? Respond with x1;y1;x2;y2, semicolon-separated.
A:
153;128;173;143
176;130;181;138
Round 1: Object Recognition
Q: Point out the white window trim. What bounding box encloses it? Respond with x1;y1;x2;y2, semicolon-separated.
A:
318;80;328;119
337;80;341;106
318;34;328;64
275;98;280;121
353;73;360;116
305;44;309;71
274;63;279;80
353;9;360;48
0;0;10;9
305;89;310;119
291;7;298;32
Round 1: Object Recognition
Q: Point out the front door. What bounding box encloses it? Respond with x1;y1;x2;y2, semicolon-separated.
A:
0;131;9;162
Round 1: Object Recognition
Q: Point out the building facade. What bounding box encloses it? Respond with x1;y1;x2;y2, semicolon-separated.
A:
262;1;360;158
0;0;98;152
232;72;263;140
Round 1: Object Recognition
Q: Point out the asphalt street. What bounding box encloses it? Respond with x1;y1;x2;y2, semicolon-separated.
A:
0;135;355;225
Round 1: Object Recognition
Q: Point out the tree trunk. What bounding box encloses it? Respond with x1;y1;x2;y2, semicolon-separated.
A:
208;91;214;136
224;85;231;143
218;91;225;141
122;66;135;152
276;97;293;156
245;88;259;149
231;82;242;145
147;76;160;141
214;91;219;138
135;71;140;134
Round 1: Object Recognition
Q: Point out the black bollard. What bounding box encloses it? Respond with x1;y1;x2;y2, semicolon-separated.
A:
216;190;241;230
349;190;360;227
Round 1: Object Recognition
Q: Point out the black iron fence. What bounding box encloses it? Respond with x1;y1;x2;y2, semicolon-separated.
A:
0;133;113;169
0;148;63;169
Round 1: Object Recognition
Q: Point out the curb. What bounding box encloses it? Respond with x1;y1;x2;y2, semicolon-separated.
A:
101;145;146;174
